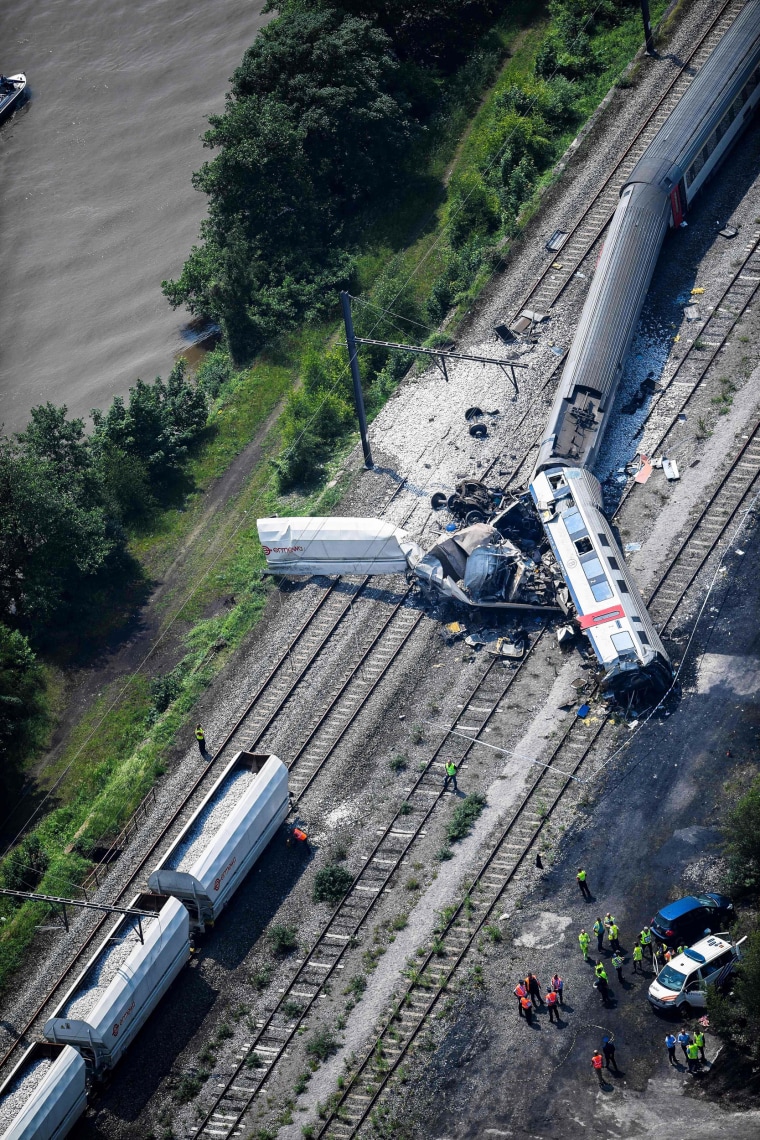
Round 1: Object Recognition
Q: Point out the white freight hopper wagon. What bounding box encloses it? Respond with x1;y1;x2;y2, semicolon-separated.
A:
43;894;189;1075
148;752;289;930
0;1043;86;1140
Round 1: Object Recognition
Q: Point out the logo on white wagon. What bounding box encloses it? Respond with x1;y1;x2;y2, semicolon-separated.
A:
262;545;304;556
112;998;136;1037
213;855;237;892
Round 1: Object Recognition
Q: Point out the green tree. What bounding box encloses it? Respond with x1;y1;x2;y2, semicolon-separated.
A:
0;436;124;627
0;625;47;793
163;8;414;359
91;360;207;488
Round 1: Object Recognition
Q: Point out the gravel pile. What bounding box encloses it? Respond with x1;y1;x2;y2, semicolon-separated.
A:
0;1057;51;1128
165;767;257;872
62;930;142;1019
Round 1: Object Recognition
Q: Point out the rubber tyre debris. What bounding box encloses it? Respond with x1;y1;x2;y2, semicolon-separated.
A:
469;423;488;439
430;492;448;510
464;406;484;421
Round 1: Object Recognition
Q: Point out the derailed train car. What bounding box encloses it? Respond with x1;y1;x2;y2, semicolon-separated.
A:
0;1043;86;1140
529;0;760;700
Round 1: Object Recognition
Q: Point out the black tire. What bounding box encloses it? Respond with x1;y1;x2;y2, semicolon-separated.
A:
430;492;448;510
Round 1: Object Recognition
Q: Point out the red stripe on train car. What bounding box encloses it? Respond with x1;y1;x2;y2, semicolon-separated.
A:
578;605;626;630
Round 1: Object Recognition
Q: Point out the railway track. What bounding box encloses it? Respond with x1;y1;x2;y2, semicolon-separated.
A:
484;0;744;497
646;416;760;629
613;227;760;518
0;488;426;1077
311;415;760;1140
189;627;550;1140
314;709;608;1140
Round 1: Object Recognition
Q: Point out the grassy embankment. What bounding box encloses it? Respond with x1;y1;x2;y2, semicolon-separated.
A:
0;0;667;994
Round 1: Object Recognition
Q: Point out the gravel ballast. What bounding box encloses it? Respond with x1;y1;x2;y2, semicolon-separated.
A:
0;1057;52;1129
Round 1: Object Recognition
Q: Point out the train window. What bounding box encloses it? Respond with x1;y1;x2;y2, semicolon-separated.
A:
591;580;613;602
639;632;650;646
617;580;629;594
611;632;635;653
582;556;604;580
563;509;586;536
575;536;593;554
607;557;619;570
597;532;610;547
549;473;567;490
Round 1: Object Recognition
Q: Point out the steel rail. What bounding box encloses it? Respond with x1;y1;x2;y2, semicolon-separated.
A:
315;710;609;1138
645;416;760;628
189;627;550;1139
314;427;760;1140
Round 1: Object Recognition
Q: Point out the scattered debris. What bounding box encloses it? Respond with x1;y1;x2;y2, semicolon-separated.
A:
719;226;738;239
551;262;564;270
736;549;745;556
546;230;568;252
556;624;576;647
493;323;515;345
634;455;654;484
662;458;680;481
576;704;591;719
550;345;565;356
624;542;642;552
691;286;705;295
446;621;466;638
684;304;700;321
678;413;687;422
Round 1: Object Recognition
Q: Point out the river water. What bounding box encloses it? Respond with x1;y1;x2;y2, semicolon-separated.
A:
0;0;269;433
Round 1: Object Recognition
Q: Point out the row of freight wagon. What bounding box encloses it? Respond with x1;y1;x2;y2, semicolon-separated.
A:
0;752;290;1140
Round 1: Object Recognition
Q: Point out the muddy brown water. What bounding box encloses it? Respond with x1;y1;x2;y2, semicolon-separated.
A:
0;0;270;434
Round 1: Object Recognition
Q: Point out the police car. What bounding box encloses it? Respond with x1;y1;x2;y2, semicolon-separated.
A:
648;934;746;1012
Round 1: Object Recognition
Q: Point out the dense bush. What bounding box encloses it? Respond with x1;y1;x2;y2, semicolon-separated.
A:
0;833;49;895
313;863;354;904
724;776;760;897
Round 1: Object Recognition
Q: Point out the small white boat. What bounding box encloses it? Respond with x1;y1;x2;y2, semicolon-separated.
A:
0;73;27;120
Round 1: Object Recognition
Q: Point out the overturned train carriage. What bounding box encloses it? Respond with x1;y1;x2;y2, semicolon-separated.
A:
0;1043;86;1140
530;468;670;699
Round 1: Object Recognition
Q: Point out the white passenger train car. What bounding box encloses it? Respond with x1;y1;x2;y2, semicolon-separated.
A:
0;1043;86;1140
44;895;189;1075
148;752;289;930
530;467;671;698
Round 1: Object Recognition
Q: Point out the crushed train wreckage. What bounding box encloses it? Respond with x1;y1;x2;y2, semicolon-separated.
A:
258;483;567;614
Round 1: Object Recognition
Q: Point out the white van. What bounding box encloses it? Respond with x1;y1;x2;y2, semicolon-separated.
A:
648;933;746;1011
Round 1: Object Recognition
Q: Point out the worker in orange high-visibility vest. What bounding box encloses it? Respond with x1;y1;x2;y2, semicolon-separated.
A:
591;1050;604;1085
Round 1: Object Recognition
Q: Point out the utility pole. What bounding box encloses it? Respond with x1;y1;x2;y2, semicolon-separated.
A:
641;0;655;55
340;291;373;469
